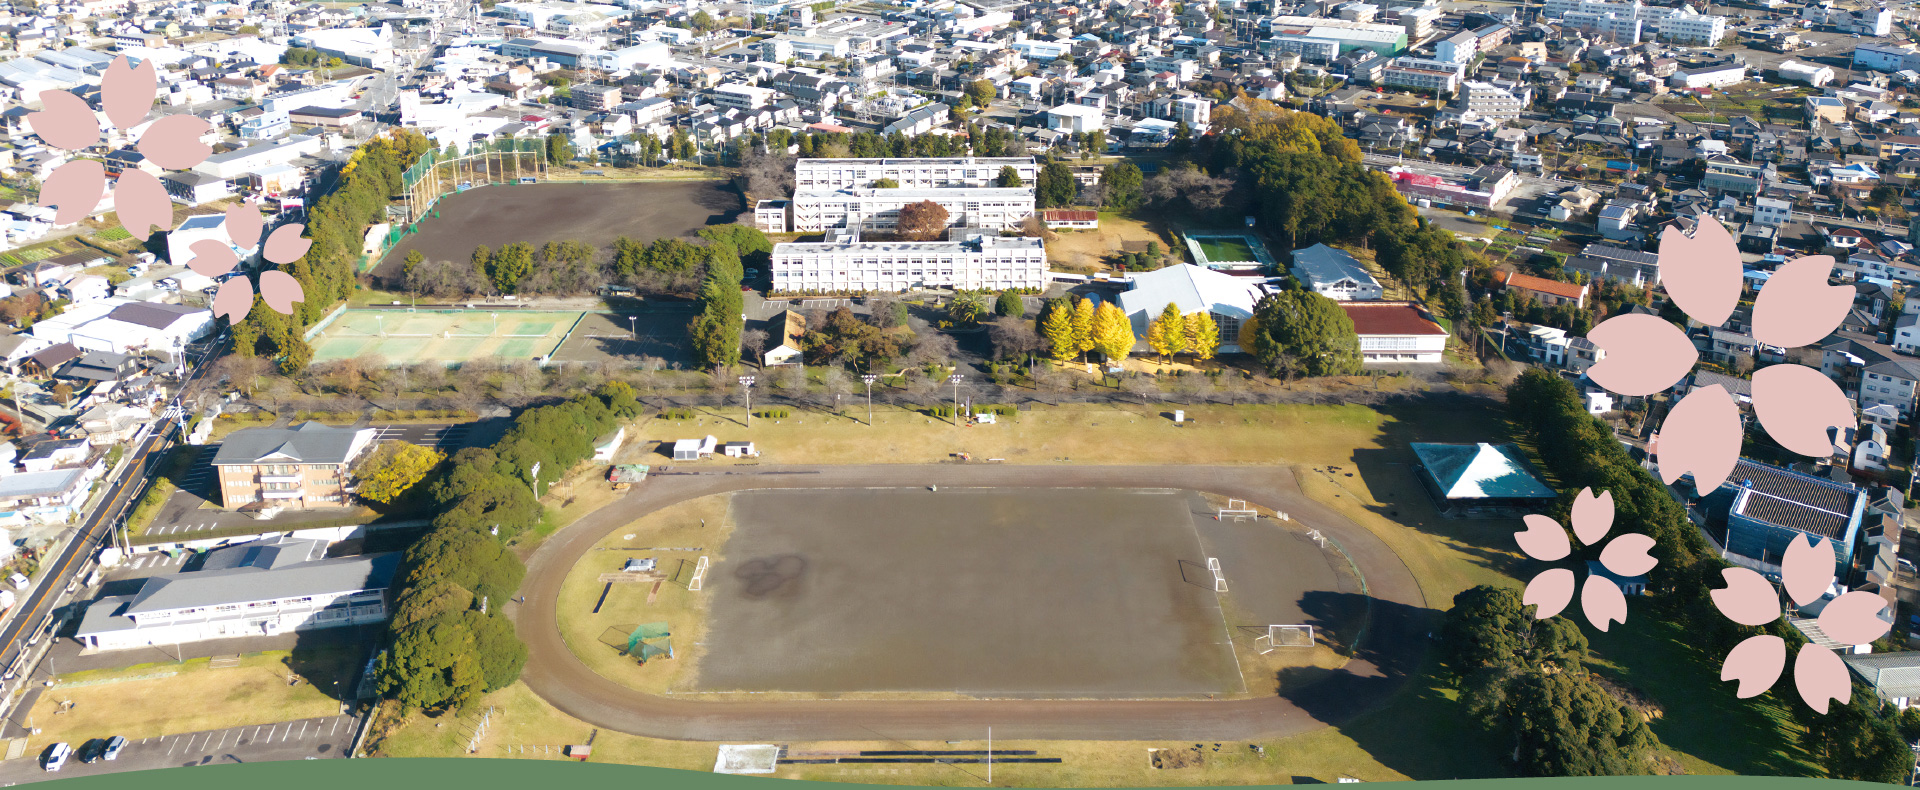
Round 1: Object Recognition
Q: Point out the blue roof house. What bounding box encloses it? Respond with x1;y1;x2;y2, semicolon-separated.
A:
1706;459;1867;576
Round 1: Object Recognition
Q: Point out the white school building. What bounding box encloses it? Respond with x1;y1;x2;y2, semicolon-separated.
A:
772;232;1046;293
768;187;1037;233
793;156;1039;191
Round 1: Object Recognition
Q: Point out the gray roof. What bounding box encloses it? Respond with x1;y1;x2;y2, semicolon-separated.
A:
107;302;200;330
1845;652;1920;699
0;466;85;501
120;546;399;616
212;422;372;467
1726;458;1863;541
1290;243;1379;289
1691;369;1752;400
199;536;325;571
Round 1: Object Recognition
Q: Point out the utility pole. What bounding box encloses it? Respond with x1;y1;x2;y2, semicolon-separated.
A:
862;373;877;426
947;374;963;426
739;375;756;426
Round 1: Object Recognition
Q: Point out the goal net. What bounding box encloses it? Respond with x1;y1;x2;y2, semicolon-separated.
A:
1255;624;1316;655
1217;498;1257;522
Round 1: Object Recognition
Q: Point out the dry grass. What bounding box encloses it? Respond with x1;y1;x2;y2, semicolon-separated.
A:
1044;211;1180;272
554;495;734;695
23;648;354;747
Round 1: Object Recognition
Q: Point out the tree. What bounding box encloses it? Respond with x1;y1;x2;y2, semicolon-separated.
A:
1251;291;1361;377
1101;161;1143;209
1186;311;1220;361
997;165;1024;188
1171;120;1193;153
691;9;715;30
403;249;425;277
801;306;903;371
1091;301;1134;362
50;382;71;405
1071;296;1097;361
1036;160;1076;208
1147;303;1187;361
963;79;996;107
1041;299;1077;362
988;315;1042;360
545;132;574;164
1441;585;1590;680
356;441;448;504
895;200;950;241
946;289;986;327
1500;670;1656;777
995;290;1026;318
872;178;899;188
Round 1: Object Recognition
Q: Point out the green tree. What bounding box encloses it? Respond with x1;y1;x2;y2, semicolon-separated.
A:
545;132;573;164
1185;311;1219;361
997;166;1024;188
1499;670;1657;776
486;241;535;293
963;79;996;107
995;290;1026;318
1441;585;1590;680
403;249;424;277
946;289;986;327
1147;303;1187;361
1036;160;1077;208
872;178;899;188
355;441;447;504
1171;120;1193;153
1251;291;1360;377
1102;162;1143;209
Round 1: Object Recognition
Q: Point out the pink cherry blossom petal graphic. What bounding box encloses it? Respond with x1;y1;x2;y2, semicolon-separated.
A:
112;169;173;241
1752;364;1855;458
1598;533;1657;577
1793;642;1851;715
262;224;312;264
1580;573;1628;632
1658;217;1742;328
1656;384;1741;488
1720;634;1786;698
1710;567;1781;627
27;89;100;150
212;278;254;323
136;114;213;170
259;270;306;314
1516;514;1571;561
1571;488;1613;546
184;239;238;278
38;160;107;225
1586;313;1699;396
1782;535;1835;608
1752;255;1850;348
1523;568;1576;619
1818;590;1892;646
225;201;263;250
100;56;158;131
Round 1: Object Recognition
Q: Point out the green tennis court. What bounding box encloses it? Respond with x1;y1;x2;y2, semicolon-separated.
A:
311;309;586;366
1196;237;1256;263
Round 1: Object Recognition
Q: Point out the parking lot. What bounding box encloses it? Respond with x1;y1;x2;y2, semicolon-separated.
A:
0;715;360;783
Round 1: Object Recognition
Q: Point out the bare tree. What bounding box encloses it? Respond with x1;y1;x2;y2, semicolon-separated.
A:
773;363;808;392
737;151;796;199
1122;374;1161;405
821;367;852;412
866;295;905;330
742;328;769;365
906;331;959;368
212;354;271;397
987;316;1042;360
1144;165;1237;213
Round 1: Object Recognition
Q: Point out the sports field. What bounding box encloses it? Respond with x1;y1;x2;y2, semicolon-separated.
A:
689;487;1316;698
310;309;584;365
1196;237;1256;263
1185;233;1277;269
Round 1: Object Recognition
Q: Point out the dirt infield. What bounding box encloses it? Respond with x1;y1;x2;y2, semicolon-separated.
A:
695;488;1253;697
370;181;744;283
549;308;696;364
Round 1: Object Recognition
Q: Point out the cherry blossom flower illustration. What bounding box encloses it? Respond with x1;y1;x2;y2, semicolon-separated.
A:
1711;534;1889;713
1582;218;1854;492
1515;488;1656;631
28;55;309;324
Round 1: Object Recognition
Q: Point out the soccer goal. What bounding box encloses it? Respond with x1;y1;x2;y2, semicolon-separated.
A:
1217;499;1258;522
1306;528;1328;548
688;556;710;591
1207;557;1227;592
1254;625;1316;654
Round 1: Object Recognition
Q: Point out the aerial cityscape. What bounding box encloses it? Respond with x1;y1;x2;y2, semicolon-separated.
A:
0;0;1910;782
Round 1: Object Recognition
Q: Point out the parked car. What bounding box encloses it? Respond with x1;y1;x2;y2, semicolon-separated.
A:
78;738;106;764
8;572;27;590
104;735;127;761
42;743;70;772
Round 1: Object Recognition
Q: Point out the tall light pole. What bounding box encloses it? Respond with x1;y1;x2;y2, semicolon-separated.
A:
862;373;877;426
628;315;637;343
739;375;756;427
947;374;963;426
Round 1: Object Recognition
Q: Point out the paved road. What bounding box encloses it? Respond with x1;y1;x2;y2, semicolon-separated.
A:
0;715;359;783
515;464;1433;741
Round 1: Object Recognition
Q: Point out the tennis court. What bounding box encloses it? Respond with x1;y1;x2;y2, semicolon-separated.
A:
1184;233;1278;270
311;309;586;366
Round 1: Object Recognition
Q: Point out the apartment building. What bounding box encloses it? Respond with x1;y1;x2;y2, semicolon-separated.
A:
1543;0;1727;44
213;422;378;508
793;157;1040;190
75;537;397;651
786;187;1036;232
771;232;1047;293
1381;57;1464;92
1441;81;1525;124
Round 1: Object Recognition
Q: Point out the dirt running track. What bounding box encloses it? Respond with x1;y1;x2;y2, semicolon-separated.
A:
514;465;1435;741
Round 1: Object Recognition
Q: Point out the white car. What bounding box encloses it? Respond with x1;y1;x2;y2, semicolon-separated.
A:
8;572;27;590
43;742;70;772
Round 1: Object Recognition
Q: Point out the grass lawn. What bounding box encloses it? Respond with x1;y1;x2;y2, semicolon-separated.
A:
23;647;356;746
554;495;733;695
1195;237;1257;264
1045;209;1180;273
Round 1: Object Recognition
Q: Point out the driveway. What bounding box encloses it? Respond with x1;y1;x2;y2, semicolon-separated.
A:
514;464;1433;741
0;714;360;783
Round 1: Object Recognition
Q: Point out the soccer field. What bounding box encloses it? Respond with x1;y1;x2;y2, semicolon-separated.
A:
310;309;585;366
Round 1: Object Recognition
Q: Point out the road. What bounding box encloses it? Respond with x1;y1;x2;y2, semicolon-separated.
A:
0;715;359;783
515;464;1432;741
0;340;223;689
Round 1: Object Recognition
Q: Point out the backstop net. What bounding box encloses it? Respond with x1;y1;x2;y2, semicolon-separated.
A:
397;138;547;223
626;621;674;663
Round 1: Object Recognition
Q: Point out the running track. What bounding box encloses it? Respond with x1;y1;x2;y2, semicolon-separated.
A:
515;465;1435;741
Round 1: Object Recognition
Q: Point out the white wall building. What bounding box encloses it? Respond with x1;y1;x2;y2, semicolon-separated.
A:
771;232;1046;293
1114;264;1263;354
788;187;1035;232
794;157;1039;190
1778;60;1835;87
75;537;396;651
